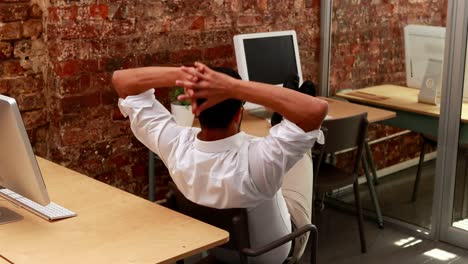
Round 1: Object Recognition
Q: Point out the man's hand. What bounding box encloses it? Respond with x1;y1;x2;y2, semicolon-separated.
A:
112;66;199;99
176;62;237;115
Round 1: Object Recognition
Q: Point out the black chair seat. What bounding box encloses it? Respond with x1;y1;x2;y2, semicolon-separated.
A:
315;163;355;194
166;182;318;264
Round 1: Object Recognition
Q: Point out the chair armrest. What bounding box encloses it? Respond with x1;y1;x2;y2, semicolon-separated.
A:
239;223;318;257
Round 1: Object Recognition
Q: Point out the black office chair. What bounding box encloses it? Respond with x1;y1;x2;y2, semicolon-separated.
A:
166;182;318;264
312;112;369;253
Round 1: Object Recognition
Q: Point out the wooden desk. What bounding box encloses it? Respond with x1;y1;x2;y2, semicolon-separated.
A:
336;85;468;143
0;157;228;264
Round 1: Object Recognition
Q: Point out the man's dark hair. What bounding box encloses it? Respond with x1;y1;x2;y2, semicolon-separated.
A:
197;67;243;129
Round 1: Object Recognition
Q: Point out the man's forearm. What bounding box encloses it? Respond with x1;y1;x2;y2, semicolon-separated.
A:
112;67;183;98
232;80;328;131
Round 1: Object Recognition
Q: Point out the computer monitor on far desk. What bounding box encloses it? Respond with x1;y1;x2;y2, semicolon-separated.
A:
234;30;303;116
0;94;76;224
404;25;446;105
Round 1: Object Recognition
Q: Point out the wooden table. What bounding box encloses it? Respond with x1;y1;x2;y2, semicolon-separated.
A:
336;84;468;142
337;84;468;220
0;157;228;264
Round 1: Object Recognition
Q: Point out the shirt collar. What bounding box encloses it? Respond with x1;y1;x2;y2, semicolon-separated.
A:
194;132;246;153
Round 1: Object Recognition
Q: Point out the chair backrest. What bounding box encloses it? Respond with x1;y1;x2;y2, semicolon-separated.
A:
322;112;368;153
166;182;250;252
319;112;369;175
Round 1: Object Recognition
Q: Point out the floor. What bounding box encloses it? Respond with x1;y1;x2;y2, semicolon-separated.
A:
300;208;468;264
337;159;437;229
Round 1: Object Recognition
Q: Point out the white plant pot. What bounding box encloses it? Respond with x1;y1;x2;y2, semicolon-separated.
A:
170;103;194;127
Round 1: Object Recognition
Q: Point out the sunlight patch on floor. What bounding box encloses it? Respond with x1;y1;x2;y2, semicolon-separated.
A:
453;219;468;231
423;248;457;261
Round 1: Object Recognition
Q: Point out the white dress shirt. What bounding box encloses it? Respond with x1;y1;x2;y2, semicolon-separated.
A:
118;89;324;264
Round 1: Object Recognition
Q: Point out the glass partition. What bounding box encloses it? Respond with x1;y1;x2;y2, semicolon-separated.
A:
326;0;448;231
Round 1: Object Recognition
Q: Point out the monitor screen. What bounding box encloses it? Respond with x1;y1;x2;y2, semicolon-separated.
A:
234;30;303;86
0;95;49;206
243;36;298;85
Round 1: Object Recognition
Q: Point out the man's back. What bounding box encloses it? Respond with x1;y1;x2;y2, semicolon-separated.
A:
113;63;327;263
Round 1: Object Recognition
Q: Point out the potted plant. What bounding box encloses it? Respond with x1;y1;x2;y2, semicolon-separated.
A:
170;86;194;127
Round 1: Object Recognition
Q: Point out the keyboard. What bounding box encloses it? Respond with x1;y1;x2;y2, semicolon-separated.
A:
0;188;76;221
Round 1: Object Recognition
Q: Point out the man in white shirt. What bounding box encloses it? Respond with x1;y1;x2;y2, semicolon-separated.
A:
113;62;328;263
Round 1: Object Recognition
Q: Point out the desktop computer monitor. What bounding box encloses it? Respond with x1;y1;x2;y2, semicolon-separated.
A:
404;25;446;90
0;94;50;223
234;30;303;111
404;24;468;104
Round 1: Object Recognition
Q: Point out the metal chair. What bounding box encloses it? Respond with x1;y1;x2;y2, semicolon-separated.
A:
312;112;369;253
166;181;318;264
412;134;437;202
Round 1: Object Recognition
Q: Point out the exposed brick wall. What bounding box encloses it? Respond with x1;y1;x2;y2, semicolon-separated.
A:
0;0;448;200
0;0;321;199
330;0;447;171
0;0;48;157
330;0;447;93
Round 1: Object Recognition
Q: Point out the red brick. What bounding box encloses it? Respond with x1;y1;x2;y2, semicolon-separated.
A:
28;4;42;18
47;23;100;40
22;19;43;39
21;109;47;128
0;79;9;94
61;92;102;114
170;48;202;64
0;21;22;40
257;0;268;11
112;107;125;120
131;163;146;178
101;90;118;105
54;60;81;77
80;59;101;73
48;40;80;61
103;120;131;139
7;75;44;94
205;15;232;30
0;60;25;76
51;5;79;22
237;15;263;27
190;16;205;30
47;7;60;23
0;41;12;59
229;0;242;11
91;73;112;91
60;75;90;95
90;4;109;19
109;19;135;35
60;126;101;146
203;45;233;60
106;153;130;168
17;93;46;111
0;3;28;22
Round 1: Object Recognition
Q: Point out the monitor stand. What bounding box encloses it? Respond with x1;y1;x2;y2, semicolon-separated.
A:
0;207;23;225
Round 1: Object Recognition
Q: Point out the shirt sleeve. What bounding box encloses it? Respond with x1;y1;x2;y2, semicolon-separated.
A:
118;89;184;163
248;119;324;198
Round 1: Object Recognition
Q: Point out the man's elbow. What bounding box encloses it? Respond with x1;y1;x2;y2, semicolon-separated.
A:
303;99;328;132
317;99;329;120
112;70;128;98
